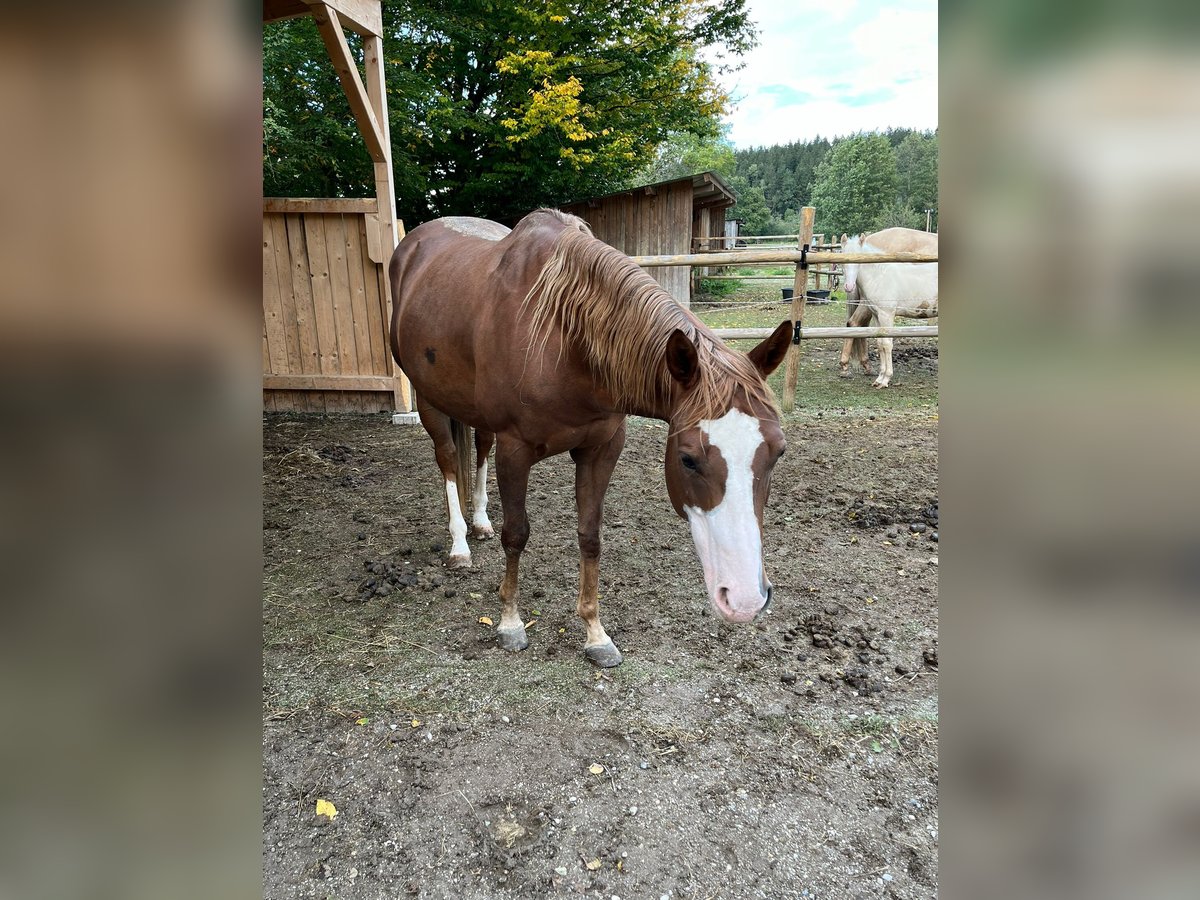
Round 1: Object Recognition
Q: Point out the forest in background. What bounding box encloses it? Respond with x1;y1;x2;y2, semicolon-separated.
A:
638;127;938;238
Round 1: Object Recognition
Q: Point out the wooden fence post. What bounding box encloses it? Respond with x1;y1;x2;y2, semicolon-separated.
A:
781;206;815;413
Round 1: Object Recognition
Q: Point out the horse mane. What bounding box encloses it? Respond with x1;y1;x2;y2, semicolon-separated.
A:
843;234;880;254
521;220;775;426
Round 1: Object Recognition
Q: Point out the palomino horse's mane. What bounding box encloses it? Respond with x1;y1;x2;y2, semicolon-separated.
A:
521;214;775;426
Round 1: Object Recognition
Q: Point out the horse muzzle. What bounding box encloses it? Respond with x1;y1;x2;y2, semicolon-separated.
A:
712;580;772;624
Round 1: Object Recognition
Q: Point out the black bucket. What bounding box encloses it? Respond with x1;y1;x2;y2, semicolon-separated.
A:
781;288;832;304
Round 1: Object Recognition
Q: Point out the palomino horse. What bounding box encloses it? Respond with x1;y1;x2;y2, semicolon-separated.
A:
840;227;938;388
389;209;791;667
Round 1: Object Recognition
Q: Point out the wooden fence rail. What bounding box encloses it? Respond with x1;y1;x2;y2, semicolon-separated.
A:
634;249;937;267
712;326;938;341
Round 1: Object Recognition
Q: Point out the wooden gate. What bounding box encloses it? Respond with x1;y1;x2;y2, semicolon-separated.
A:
262;198;407;412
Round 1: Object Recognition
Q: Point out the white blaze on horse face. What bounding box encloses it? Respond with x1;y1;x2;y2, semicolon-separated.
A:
685;408;770;624
444;479;471;562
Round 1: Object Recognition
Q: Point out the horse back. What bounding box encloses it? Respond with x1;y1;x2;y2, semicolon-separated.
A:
388;211;596;430
858;228;938;317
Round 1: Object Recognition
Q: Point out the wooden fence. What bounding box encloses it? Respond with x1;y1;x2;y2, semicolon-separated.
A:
638;206;938;411
262;198;409;413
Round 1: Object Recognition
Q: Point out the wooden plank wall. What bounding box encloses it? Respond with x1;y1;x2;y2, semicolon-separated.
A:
262;207;395;412
562;182;692;305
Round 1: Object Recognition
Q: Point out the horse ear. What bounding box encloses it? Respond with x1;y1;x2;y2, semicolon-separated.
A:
665;329;700;390
748;320;791;377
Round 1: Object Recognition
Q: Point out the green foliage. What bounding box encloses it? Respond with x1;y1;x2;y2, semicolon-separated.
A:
871;199;924;231
263;0;757;224
696;278;738;298
728;129;937;237
263;20;375;198
810;133;899;237
894;132;938;229
634;130;736;184
733;136;832;217
726;175;771;233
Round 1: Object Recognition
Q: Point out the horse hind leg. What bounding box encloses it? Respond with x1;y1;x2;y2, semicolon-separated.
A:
417;404;472;567
873;309;896;388
493;437;534;653
471;429;496;538
572;424;626;668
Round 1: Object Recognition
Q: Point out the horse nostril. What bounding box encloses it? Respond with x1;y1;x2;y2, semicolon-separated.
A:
764;585;774;610
717;587;731;610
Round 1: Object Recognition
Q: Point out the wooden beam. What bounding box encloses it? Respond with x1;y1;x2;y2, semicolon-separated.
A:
632;249;938;267
263;0;311;25
363;30;413;413
713;326;938;341
263;197;378;214
264;0;383;36
314;0;382;36
782;206;815;413
311;5;387;163
263;373;397;391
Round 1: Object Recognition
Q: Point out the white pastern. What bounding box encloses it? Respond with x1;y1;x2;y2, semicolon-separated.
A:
444;479;470;560
471;461;493;534
685;408;767;621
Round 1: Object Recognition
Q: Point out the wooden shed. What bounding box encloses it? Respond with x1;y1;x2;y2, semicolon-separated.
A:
261;0;414;415
559;171;737;306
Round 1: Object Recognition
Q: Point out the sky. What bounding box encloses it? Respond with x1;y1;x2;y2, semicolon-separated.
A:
710;0;938;149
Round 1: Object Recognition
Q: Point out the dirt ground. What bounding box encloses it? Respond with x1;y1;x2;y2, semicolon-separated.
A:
263;362;939;899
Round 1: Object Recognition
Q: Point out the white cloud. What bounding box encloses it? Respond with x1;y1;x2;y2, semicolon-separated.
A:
714;0;937;147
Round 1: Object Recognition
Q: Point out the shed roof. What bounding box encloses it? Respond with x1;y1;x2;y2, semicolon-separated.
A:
565;171;737;210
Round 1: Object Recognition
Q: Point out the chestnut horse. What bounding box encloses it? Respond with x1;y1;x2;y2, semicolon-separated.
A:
389;209;791;667
840;227;938;388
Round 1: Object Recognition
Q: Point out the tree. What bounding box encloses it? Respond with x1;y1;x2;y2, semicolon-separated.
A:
726;175;771;233
871;200;924;231
894;131;938;228
635;130;736;184
809;133;898;237
732;136;831;219
263;23;376;198
263;1;757;225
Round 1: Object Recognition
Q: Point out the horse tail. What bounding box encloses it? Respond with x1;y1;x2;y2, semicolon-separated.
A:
851;337;868;367
846;289;869;365
450;418;472;514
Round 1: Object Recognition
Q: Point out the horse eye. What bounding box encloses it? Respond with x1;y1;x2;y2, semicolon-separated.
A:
680;453;698;471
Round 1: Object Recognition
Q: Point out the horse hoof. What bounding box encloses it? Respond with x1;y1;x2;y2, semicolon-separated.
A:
448;554;472;568
497;625;529;652
838;368;851;379
471;523;494;539
584;641;623;668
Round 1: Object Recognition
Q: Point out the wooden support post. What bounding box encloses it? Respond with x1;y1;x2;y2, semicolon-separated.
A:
363;31;413;413
781;207;815;413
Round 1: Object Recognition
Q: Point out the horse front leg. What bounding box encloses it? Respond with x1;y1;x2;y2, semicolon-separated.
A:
571;423;627;668
494;438;534;652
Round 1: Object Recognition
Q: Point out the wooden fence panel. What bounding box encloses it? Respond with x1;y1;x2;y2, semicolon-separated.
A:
263;203;403;412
